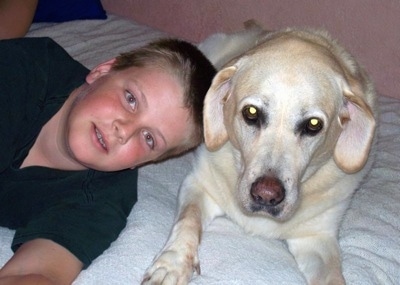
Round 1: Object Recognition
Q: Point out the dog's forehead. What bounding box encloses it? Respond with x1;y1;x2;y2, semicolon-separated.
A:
240;35;342;77
231;37;343;110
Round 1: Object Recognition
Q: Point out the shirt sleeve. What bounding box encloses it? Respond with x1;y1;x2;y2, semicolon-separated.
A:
10;168;138;268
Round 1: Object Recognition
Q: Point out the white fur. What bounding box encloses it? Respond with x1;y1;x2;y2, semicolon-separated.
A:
143;24;377;285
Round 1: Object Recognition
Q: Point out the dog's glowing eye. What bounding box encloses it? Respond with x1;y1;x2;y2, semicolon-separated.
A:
243;105;259;122
248;106;257;115
305;117;323;134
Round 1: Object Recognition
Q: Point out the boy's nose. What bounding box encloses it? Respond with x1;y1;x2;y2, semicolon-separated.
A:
113;120;135;144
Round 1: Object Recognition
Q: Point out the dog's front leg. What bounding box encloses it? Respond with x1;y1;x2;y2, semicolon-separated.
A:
142;180;222;285
286;235;345;285
141;201;202;285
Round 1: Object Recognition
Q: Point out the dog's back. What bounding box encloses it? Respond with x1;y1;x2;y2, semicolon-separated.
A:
198;20;267;69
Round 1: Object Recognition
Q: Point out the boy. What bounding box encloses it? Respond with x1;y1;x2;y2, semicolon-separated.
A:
0;37;215;284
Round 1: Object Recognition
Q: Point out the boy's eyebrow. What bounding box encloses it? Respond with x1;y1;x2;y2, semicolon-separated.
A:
153;128;167;150
134;79;148;108
135;80;167;150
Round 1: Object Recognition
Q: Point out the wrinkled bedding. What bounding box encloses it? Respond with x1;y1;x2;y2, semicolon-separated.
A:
0;15;399;285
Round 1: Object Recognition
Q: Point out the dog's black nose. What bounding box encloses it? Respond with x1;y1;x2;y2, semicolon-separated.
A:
251;176;285;206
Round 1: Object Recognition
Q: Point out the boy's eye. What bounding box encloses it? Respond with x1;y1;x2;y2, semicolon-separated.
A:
125;91;137;109
142;130;155;149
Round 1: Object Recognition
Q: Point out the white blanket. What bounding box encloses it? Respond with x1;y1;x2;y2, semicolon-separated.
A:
0;15;399;285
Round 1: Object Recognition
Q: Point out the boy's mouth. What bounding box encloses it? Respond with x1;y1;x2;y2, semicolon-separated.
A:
95;127;107;150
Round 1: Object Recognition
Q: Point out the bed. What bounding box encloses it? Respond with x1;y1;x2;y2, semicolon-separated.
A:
0;13;399;285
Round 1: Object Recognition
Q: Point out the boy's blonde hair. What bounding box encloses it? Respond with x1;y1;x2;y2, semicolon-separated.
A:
111;39;216;160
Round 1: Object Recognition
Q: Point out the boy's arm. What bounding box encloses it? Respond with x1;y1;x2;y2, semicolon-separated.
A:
0;239;83;285
0;0;38;39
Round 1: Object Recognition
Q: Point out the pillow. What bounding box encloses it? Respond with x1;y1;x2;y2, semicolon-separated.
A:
33;0;107;23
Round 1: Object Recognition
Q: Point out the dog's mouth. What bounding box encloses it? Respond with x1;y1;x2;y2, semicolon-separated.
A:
248;199;297;221
250;203;283;217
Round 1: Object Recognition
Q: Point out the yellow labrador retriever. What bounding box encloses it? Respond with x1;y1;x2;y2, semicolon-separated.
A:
143;25;377;285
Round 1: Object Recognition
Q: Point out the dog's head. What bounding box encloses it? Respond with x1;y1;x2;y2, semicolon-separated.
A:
203;29;376;221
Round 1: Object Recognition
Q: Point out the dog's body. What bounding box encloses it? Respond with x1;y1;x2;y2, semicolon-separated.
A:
143;24;377;285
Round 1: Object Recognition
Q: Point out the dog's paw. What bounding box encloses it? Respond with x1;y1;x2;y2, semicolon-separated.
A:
142;249;200;285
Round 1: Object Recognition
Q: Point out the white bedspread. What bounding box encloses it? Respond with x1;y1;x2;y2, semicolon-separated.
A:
0;15;399;285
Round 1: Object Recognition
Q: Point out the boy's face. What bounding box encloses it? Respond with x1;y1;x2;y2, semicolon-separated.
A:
64;64;194;171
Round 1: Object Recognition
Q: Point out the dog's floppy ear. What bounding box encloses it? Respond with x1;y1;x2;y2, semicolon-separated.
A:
203;66;237;151
334;79;376;174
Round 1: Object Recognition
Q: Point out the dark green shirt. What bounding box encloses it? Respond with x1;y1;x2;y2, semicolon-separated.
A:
0;38;138;267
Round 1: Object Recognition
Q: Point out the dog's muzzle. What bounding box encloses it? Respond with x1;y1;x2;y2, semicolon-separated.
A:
250;176;285;216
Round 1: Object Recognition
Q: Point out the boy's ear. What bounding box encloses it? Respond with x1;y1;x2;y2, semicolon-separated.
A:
86;58;116;84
